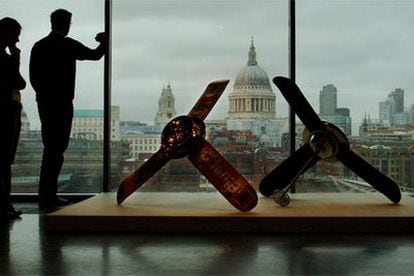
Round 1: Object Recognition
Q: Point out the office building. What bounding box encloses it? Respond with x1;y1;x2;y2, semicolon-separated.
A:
319;84;337;115
379;88;406;125
71;106;121;141
318;84;352;136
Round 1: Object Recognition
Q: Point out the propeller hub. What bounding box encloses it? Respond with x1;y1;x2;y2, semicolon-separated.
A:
304;121;349;159
161;116;205;159
308;130;339;159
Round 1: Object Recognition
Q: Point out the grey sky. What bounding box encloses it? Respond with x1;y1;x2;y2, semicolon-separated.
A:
297;0;414;133
2;0;414;135
111;0;288;123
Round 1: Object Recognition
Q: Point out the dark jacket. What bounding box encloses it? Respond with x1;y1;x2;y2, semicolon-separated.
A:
0;48;26;102
0;48;26;165
29;31;106;102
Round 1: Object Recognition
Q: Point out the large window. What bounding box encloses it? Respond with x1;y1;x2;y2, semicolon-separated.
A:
111;0;289;192
6;0;412;198
296;0;414;193
3;0;105;193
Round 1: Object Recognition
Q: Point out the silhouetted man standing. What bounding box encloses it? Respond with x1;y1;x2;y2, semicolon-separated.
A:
30;9;107;208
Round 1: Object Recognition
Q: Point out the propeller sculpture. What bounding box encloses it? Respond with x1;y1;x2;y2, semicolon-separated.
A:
117;80;258;211
259;76;402;206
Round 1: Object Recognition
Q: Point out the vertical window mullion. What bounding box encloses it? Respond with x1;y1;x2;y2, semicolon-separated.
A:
103;0;112;192
289;0;296;193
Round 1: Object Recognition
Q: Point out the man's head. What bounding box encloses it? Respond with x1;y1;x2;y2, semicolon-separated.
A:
51;9;71;36
0;17;21;48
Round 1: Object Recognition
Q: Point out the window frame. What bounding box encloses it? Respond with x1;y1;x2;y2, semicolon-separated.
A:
101;0;295;193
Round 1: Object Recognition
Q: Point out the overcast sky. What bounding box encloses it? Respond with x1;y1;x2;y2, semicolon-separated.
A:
2;0;414;135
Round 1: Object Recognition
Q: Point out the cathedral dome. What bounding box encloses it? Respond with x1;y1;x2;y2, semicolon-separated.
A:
234;39;271;88
234;64;271;87
227;38;276;122
226;39;277;146
259;132;272;146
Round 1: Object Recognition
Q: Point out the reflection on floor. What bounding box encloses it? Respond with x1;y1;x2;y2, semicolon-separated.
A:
1;203;414;275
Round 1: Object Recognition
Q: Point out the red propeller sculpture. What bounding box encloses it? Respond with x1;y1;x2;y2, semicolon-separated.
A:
117;80;258;211
259;76;401;206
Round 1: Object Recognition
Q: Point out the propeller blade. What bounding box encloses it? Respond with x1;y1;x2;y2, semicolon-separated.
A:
259;143;320;197
188;140;258;211
117;150;169;204
188;80;230;120
273;76;322;132
336;145;401;203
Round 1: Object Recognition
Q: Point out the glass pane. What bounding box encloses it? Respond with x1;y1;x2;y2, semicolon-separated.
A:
2;0;105;193
111;1;289;193
297;0;414;195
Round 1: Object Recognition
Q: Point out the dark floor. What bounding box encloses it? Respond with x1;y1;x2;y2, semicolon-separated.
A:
1;203;414;275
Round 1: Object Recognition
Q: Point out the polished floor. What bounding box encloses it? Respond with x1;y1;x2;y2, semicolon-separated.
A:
1;203;414;275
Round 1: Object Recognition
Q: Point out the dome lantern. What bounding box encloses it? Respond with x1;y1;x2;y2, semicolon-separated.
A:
247;37;258;66
228;39;276;120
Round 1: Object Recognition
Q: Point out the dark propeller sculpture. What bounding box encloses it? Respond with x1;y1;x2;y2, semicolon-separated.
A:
117;80;258;211
259;76;401;206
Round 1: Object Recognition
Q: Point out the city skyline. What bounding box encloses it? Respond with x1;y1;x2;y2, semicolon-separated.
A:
19;80;413;138
3;0;414;136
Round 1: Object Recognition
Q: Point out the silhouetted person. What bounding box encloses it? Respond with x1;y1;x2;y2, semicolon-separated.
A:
0;17;26;219
29;9;107;208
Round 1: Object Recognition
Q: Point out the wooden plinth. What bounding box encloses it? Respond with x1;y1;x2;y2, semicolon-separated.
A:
46;192;414;233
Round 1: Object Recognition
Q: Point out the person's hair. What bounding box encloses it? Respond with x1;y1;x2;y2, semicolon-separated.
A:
0;17;21;33
0;17;21;44
50;9;71;31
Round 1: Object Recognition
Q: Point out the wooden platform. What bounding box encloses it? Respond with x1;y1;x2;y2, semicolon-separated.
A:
46;192;414;233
